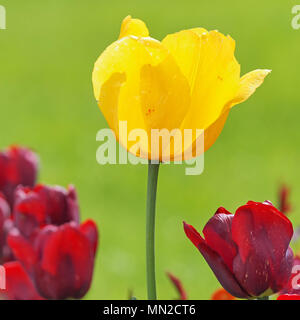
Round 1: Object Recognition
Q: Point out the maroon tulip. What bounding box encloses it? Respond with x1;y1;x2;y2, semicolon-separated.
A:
7;220;98;299
1;261;43;300
184;201;294;299
13;184;80;238
0;146;39;206
0;193;13;263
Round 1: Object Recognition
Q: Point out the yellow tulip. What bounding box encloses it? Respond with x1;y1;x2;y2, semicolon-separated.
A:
92;16;270;161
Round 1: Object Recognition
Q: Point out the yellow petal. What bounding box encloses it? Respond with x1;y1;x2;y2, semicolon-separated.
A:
119;15;149;39
162;29;242;158
228;69;271;107
163;30;240;132
189;27;208;37
140;56;190;132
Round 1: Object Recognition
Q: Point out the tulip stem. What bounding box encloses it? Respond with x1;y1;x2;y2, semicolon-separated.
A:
146;161;160;300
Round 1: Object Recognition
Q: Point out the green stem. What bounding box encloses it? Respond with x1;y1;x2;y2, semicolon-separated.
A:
146;161;160;300
257;296;269;300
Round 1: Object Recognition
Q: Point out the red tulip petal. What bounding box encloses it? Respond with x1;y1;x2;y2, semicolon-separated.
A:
214;207;232;215
80;220;99;256
198;241;249;298
66;185;80;224
183;221;248;298
2;261;43;300
183;221;205;248
232;201;293;295
7;229;37;273
203;213;237;271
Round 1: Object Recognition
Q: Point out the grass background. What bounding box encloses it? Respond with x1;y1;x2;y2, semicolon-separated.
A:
0;0;300;299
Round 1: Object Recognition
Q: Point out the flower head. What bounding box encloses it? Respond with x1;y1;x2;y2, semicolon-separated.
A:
92;16;270;161
184;201;294;299
0;146;39;206
13;184;80;238
7;220;99;300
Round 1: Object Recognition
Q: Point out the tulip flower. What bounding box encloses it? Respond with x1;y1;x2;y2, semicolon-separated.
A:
0;146;39;206
13;184;80;238
1;261;43;300
184;201;294;299
92;15;270;161
211;288;235;300
7;220;98;299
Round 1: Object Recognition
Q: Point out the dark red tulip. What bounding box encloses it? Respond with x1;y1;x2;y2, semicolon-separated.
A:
0;193;14;263
0;146;39;206
167;272;187;300
13;184;80;238
184;201;294;299
7;220;98;299
1;261;43;300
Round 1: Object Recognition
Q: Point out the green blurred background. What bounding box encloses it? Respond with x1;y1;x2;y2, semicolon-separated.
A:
0;0;300;299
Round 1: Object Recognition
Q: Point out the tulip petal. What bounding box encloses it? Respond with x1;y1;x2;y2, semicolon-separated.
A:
140;55;191;132
3;261;43;300
183;221;205;248
228;69;271;108
198;241;249;298
203;212;237;272
183;222;248;298
80;219;99;256
163;30;240;131
231;201;294;295
7;230;37;273
119;15;149;39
